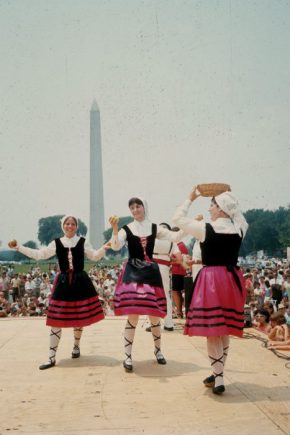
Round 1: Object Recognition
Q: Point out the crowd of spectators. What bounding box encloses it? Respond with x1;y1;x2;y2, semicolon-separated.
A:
242;257;290;351
1;258;290;352
0;263;122;319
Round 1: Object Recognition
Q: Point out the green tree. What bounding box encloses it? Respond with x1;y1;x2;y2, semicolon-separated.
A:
38;215;87;246
241;206;290;257
23;240;38;249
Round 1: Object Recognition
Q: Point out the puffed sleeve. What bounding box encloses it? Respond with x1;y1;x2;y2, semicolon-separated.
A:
18;241;56;260
84;241;106;261
173;199;206;242
110;228;127;251
156;226;185;243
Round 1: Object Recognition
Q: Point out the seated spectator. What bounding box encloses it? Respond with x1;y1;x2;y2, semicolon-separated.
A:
268;312;288;343
252;308;271;334
0;291;9;317
263;301;275;316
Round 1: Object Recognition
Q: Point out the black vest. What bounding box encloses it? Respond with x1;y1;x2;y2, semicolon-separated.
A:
55;237;85;272
123;224;157;260
200;224;242;266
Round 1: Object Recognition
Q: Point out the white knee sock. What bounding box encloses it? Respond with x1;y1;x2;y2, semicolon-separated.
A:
48;328;62;363
123;315;138;366
207;336;224;388
149;316;164;360
221;335;230;368
73;327;83;354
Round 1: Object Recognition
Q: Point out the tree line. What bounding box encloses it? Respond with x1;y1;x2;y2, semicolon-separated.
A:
240;206;290;257
1;207;289;261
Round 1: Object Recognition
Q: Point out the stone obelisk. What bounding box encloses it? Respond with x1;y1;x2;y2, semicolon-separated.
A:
90;100;105;247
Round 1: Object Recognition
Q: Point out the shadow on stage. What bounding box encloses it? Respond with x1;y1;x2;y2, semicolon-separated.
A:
127;359;204;379
55;355;204;378
56;354;121;368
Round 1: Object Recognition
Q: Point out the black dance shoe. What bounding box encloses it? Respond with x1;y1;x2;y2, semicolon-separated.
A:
203;374;215;387
164;326;174;331
213;385;225;395
39;360;56;370
123;360;133;372
155;354;167;365
71;346;80;359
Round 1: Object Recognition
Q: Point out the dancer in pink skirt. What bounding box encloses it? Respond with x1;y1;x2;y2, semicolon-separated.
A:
9;215;106;370
173;187;248;394
109;197;183;372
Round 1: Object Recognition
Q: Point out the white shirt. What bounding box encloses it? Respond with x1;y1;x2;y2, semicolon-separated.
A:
173;199;238;242
110;220;184;251
153;239;179;261
18;235;105;262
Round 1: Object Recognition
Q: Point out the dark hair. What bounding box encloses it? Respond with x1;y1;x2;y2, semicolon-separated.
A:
159;222;171;230
270;312;286;325
255;308;270;323
63;216;78;226
128;197;144;208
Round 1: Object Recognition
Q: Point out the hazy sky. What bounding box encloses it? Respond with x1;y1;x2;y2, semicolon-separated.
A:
1;0;290;247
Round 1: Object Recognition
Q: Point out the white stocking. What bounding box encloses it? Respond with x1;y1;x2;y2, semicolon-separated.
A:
221;335;230;368
149;316;164;360
48;328;62;363
73;327;83;354
123;315;139;366
207;336;224;388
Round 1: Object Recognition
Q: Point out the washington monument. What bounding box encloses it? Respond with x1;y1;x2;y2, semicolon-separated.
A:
90;100;105;247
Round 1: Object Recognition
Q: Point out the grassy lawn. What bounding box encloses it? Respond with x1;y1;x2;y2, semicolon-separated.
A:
1;258;124;275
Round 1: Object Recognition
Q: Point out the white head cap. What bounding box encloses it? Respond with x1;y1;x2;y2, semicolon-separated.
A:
128;196;149;221
60;215;78;232
214;191;248;237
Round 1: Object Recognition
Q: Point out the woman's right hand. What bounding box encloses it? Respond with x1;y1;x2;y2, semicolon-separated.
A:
109;216;119;234
189;185;200;202
8;239;18;249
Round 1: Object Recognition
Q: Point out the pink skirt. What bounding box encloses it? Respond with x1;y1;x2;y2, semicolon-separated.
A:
113;263;167;318
184;266;246;337
46;296;105;327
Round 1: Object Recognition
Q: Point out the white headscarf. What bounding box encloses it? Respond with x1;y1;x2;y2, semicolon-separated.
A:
214;192;248;238
137;196;149;220
60;215;78;233
128;196;151;236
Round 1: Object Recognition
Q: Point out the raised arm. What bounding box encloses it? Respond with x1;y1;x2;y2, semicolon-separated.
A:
156;226;185;243
172;187;206;241
108;216;127;251
10;240;56;261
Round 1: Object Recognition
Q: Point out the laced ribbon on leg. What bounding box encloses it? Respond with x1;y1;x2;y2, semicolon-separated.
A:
207;336;224;388
72;327;83;355
221;335;230;368
149;316;166;363
48;328;62;364
123;315;138;367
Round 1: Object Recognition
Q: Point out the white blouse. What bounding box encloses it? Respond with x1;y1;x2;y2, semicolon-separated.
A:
18;235;105;262
173;199;238;243
110;220;184;251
